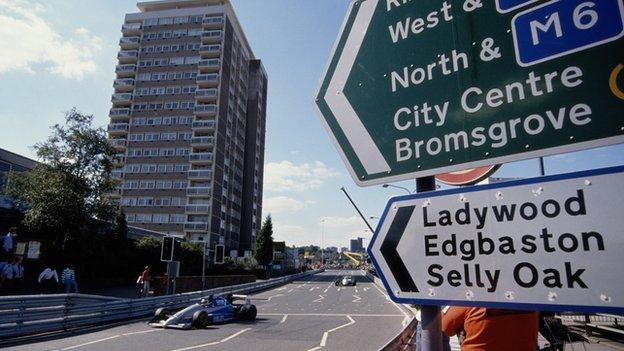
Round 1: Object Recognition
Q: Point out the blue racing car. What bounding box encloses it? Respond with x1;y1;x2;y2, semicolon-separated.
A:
149;294;257;329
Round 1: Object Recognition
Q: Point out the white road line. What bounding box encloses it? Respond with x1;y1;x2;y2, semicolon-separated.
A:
276;287;287;291
122;329;160;336
168;328;251;351
61;335;120;350
258;313;404;317
370;278;409;319
363;287;370;291
266;293;284;301
287;289;294;293
354;287;358;293
313;294;325;303
320;315;355;347
337;287;341;291
306;347;322;351
220;328;251;342
169;341;220;351
280;314;288;324
352;294;361;303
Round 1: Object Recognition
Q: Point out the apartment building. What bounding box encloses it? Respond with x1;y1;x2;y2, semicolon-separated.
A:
108;0;267;257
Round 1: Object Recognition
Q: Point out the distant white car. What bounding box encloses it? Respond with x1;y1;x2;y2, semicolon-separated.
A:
335;275;356;286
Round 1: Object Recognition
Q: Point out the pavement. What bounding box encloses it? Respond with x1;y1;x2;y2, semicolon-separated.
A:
5;270;407;351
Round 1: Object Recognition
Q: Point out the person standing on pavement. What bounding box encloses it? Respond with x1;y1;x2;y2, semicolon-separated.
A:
38;264;59;293
139;266;151;297
442;306;539;351
0;258;13;294
61;264;78;293
2;227;17;260
10;257;24;294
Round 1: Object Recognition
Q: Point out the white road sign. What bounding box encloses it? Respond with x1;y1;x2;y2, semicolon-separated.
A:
368;166;624;313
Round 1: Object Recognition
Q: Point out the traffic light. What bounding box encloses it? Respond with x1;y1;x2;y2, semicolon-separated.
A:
161;237;174;261
173;238;182;261
215;244;225;264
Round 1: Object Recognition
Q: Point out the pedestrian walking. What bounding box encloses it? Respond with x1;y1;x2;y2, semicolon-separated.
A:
10;257;24;294
442;306;539;351
138;266;151;297
61;264;78;293
2;227;17;260
38;264;59;293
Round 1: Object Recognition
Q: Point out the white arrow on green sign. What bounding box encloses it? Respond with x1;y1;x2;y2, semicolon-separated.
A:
314;0;624;187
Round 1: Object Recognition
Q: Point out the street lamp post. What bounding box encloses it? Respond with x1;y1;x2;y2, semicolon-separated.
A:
382;183;412;194
320;219;325;265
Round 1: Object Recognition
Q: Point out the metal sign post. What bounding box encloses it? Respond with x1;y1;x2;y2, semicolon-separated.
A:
416;177;443;351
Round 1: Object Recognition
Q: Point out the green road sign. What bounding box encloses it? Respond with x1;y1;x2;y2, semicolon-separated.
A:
314;0;624;186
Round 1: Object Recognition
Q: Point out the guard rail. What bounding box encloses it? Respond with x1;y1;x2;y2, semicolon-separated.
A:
0;270;318;340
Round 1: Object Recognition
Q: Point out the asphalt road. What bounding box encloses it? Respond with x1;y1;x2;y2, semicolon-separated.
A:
7;270;408;351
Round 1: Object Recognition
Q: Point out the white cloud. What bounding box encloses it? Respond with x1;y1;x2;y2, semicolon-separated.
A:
0;0;102;80
263;196;306;214
320;215;362;229
264;161;340;192
273;223;307;238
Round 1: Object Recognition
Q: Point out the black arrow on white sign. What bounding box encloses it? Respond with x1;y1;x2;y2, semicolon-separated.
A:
380;205;419;292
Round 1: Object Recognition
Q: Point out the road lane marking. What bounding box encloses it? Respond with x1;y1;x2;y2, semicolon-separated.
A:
276;287;287;291
258;313;404;317
287;289;294;293
220;328;251;342
369;277;410;319
280;314;288;324
168;328;251;351
61;335;121;350
352;295;361;303
313;294;325;303
56;328;161;350
363;287;369;291
169;341;220;351
320;315;355;347
306;347;322;351
122;329;160;336
354;287;358;293
266;293;284;301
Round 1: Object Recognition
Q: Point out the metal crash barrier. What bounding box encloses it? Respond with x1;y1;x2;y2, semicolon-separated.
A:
0;270;319;340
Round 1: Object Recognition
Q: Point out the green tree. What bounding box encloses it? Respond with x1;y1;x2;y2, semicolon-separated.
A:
113;209;128;239
136;236;161;251
6;108;117;254
254;215;274;266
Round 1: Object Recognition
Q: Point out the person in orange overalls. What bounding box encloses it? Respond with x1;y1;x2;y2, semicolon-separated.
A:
442;306;539;351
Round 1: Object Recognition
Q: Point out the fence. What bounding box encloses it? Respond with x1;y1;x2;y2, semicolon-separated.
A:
0;270;318;340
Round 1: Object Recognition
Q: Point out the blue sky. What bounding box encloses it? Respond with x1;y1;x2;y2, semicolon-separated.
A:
1;0;623;248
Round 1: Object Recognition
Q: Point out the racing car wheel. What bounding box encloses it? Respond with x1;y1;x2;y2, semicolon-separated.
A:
154;308;169;318
246;305;257;320
192;311;209;328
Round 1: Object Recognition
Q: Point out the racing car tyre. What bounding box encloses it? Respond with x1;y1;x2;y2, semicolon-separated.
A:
246;305;257;320
192;311;209;328
154;308;168;318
